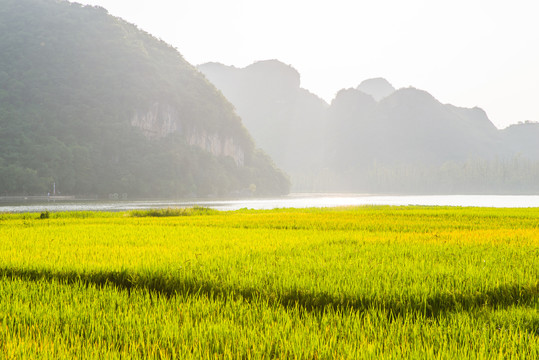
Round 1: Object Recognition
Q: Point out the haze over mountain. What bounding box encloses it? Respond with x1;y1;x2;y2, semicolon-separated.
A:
73;0;539;131
0;0;289;197
357;78;395;102
198;60;327;189
199;60;539;194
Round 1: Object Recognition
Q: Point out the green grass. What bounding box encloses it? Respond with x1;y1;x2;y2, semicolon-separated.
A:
0;206;537;358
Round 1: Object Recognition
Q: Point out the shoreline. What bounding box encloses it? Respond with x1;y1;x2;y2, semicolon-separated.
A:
0;195;77;202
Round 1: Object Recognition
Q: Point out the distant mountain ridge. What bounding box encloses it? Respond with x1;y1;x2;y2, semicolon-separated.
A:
199;60;539;194
0;0;289;197
357;78;395;101
199;60;327;188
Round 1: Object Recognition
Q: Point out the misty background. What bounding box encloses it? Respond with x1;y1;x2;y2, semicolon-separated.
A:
1;0;538;198
199;60;539;193
72;0;539;130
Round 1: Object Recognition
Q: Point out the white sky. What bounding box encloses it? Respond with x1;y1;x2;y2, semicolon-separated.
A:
71;0;539;129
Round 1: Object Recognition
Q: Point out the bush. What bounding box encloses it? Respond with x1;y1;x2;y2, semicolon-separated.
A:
129;206;218;217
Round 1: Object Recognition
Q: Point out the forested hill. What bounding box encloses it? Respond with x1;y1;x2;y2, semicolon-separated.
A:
0;0;289;197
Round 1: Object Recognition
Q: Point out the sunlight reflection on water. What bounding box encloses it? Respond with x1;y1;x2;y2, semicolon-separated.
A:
2;194;539;213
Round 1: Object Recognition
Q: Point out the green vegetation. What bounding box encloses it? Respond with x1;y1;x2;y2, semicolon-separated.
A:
0;206;537;358
0;0;289;197
128;206;218;217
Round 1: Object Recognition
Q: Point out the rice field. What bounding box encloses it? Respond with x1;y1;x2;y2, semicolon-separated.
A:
0;206;537;358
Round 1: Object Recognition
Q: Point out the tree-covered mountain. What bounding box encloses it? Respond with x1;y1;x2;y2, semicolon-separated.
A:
199;60;539;194
0;0;289;197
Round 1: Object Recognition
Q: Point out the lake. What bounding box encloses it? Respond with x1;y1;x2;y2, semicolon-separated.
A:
2;194;539;213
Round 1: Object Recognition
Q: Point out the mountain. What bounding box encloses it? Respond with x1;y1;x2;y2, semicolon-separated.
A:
501;122;539;160
357;78;395;101
0;0;289;197
200;60;539;194
359;87;502;165
198;60;327;190
325;87;513;192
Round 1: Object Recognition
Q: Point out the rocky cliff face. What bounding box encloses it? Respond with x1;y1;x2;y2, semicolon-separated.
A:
130;103;182;138
187;129;245;166
131;103;245;166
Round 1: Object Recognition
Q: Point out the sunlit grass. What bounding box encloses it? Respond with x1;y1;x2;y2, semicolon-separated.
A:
0;206;537;358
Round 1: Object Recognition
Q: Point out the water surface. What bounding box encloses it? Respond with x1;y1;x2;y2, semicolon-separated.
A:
2;194;539;213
